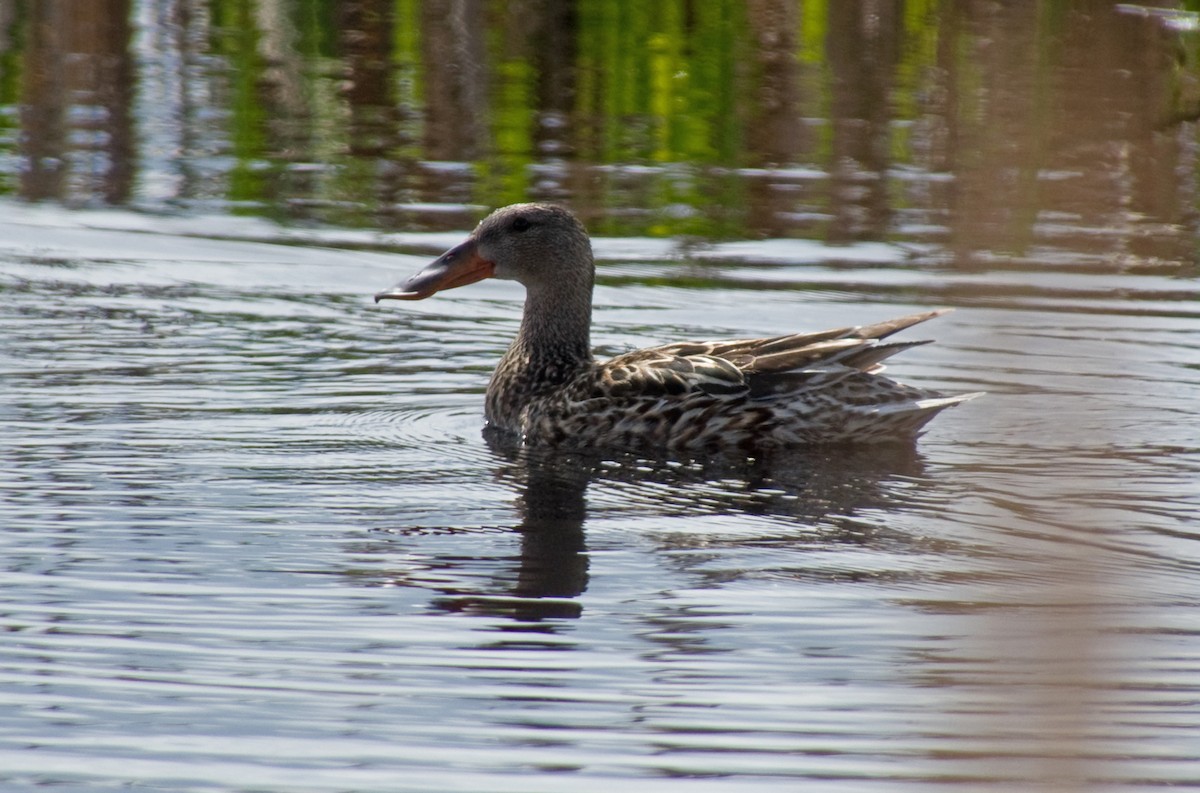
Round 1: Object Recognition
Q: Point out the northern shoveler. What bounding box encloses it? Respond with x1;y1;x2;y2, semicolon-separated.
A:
375;203;980;449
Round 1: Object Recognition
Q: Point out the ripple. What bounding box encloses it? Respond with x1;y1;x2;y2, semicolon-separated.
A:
337;403;486;456
4;195;1200;793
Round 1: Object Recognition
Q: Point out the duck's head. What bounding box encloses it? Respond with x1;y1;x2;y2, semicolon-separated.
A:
374;203;593;302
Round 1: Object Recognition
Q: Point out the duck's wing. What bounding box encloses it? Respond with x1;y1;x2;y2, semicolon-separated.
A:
573;311;976;446
598;346;751;399
651;309;950;375
594;310;955;403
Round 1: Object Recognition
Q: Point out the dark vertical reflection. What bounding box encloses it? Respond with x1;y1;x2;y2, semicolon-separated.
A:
17;1;62;200
171;0;215;207
490;437;591;620
421;0;488;162
0;2;17;56
337;0;408;224
744;0;802;166
1051;3;1193;265
531;0;576;146
19;0;133;204
824;0;899;243
425;437;591;622
940;1;1041;263
415;0;488;213
339;0;397;160
743;0;803;237
471;0;583;209
509;452;590;604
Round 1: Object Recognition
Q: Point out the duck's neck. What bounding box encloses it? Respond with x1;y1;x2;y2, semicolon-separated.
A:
514;277;594;366
486;273;594;428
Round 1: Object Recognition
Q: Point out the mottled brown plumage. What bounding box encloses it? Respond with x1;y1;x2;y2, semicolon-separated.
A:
375;203;980;450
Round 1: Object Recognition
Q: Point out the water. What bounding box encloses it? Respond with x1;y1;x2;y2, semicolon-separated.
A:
4;202;1199;792
3;2;1200;792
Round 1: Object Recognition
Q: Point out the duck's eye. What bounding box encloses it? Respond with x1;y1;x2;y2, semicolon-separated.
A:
510;216;532;233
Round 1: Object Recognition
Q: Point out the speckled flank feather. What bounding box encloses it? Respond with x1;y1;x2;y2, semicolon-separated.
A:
491;309;981;450
376;203;981;450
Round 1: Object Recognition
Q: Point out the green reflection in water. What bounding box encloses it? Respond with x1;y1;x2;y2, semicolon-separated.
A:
484;42;534;207
0;0;1195;254
0;2;22;198
213;0;271;213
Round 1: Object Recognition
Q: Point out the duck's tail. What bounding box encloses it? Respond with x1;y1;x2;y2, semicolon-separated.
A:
859;390;985;438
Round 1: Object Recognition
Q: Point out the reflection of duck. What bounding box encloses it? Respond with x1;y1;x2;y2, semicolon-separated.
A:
376;202;979;448
422;434;593;621
360;434;936;622
485;435;938;595
487;432;591;612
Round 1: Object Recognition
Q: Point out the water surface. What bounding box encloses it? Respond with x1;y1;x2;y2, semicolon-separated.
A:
3;2;1200;792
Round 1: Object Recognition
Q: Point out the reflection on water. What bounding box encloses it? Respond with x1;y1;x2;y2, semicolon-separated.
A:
0;207;1195;787
1;1;1200;792
0;0;1196;264
2;202;1200;790
397;433;933;621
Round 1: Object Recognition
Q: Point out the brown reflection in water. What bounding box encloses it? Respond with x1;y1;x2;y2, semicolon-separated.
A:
422;0;488;163
4;0;1195;260
900;503;1115;791
744;0;803;167
338;0;397;160
925;5;1180;789
936;1;1025;260
825;0;897;243
742;0;805;237
528;0;577;196
942;2;1194;268
1053;6;1192;266
19;0;133;204
254;0;308;149
337;0;410;220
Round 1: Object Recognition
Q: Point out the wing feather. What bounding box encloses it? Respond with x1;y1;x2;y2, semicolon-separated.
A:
591;310;955;407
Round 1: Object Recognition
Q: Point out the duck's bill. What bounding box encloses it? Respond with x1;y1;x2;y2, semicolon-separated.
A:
374;239;495;301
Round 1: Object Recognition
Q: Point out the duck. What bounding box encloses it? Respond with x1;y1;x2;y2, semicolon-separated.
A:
375;203;980;450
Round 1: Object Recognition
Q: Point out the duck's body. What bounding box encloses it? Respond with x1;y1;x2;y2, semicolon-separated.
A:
376;203;978;450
